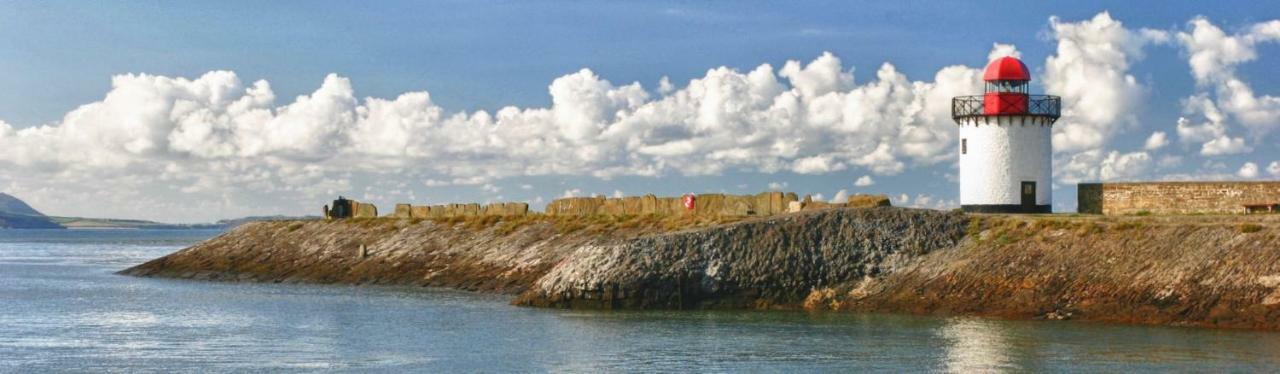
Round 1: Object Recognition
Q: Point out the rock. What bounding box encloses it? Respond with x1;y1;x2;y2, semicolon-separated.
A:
848;194;892;208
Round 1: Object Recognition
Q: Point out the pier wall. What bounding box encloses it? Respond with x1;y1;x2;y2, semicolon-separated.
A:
1078;181;1280;215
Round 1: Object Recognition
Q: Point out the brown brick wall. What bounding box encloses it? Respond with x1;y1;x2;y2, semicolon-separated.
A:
1077;181;1280;215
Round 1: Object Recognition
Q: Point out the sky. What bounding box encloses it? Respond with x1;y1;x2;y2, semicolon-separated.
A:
0;1;1278;223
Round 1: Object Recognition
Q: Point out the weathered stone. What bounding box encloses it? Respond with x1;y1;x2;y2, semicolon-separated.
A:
847;194;891;208
352;202;378;218
1079;181;1280;215
787;201;803;213
410;206;430;218
393;204;412;218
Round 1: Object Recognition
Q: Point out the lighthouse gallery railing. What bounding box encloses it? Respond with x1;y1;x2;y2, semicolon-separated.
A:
951;95;1061;121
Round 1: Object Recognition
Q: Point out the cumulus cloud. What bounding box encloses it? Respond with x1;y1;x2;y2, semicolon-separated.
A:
854;175;875;187
1143;131;1168;150
829;189;849;203
1044;12;1167;154
1042;12;1168;183
987;43;1021;60
1238;162;1260;178
1059;149;1153;183
1269;161;1280;177
1099;151;1153;181
0;49;994;221
898;193;957;210
1175;18;1280;153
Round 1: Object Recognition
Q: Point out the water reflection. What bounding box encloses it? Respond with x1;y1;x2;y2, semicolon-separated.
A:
940;317;1021;373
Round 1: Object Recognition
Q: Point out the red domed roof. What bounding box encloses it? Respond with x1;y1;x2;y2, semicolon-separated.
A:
983;56;1030;81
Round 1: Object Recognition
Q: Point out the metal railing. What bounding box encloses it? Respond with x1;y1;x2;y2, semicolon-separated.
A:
951;95;1061;121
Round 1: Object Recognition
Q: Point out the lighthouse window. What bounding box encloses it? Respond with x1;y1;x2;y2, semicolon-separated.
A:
961;139;967;154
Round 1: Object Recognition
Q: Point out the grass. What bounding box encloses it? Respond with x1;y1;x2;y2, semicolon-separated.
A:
1240;223;1264;233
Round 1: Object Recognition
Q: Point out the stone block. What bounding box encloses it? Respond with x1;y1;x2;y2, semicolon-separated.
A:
393;204;412;218
352;202;378;218
847;194;891;208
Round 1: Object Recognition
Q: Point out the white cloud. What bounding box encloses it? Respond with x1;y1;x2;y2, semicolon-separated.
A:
1268;161;1280;177
854;175;875;187
1200;135;1252;156
987;43;1021;60
561;189;583;198
1143;131;1168;150
1044;12;1167;153
1238;162;1260;178
1099;151;1152;181
899;193;957;210
829;189;849;203
1175;17;1280;153
1042;12;1168;184
767;181;788;191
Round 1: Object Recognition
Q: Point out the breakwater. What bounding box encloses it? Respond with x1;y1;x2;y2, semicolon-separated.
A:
121;208;1280;330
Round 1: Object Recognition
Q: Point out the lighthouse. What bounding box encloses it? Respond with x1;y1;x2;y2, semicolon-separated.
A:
952;56;1061;213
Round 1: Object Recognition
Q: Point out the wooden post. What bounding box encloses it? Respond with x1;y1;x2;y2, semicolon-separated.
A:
358;244;367;259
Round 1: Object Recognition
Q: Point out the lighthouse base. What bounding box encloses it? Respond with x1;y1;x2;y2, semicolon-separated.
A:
961;204;1051;214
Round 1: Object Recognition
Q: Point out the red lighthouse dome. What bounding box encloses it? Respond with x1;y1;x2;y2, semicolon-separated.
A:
983;56;1030;81
980;56;1031;114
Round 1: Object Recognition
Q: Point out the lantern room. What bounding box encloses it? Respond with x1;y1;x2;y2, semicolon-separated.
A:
982;56;1031;115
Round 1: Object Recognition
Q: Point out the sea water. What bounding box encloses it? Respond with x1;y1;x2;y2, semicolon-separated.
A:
2;229;1280;372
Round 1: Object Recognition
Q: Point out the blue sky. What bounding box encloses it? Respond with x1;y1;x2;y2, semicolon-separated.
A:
0;1;1278;222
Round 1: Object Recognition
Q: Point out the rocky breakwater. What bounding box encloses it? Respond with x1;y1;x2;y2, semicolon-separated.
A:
118;214;754;293
118;218;598;293
513;208;969;309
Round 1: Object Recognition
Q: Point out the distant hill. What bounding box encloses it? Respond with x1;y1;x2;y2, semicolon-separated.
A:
0;193;63;229
50;214;321;230
0;192;319;230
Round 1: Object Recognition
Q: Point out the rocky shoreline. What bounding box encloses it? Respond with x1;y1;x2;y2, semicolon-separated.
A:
120;208;1280;330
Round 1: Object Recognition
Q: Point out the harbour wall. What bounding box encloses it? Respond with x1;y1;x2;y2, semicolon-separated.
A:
386;192;891;219
1078;181;1280;215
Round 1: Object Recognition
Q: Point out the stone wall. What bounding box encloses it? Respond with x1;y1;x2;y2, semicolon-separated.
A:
545;192;801;217
1078;181;1280;215
374;191;889;220
352;202;378;218
390;202;530;219
786;194;892;213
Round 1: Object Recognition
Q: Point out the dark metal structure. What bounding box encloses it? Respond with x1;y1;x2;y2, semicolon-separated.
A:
328;196;353;219
951;95;1061;121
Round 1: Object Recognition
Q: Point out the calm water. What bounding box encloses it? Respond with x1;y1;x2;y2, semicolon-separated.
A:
3;230;1280;373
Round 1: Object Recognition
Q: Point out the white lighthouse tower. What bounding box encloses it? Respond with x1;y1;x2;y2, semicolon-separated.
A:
952;56;1060;213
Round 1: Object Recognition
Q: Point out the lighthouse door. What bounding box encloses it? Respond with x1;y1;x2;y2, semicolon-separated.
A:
1020;182;1036;208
